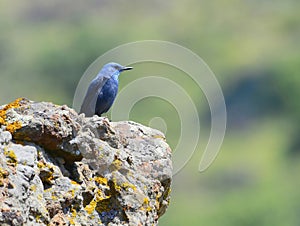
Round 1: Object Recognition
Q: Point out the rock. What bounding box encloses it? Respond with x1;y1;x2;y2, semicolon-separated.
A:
0;98;172;225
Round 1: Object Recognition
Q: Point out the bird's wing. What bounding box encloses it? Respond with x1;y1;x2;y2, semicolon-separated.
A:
79;74;109;117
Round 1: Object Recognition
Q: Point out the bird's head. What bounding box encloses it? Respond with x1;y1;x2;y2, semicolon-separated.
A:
102;62;133;78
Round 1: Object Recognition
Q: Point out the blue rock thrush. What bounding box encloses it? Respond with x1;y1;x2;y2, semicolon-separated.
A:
80;62;133;117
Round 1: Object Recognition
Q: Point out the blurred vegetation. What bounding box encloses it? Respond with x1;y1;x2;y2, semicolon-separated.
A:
1;0;300;225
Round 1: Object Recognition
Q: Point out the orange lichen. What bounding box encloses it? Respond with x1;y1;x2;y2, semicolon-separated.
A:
0;116;4;125
0;98;24;133
0;98;23;121
6;121;22;133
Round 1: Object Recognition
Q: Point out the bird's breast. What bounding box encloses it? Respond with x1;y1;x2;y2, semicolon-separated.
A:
100;78;118;100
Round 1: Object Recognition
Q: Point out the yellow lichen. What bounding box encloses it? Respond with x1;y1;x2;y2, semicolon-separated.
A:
68;189;75;198
35;214;41;222
121;182;136;191
96;189;110;201
155;200;160;210
71;180;79;185
69;218;75;225
37;161;45;168
0;167;8;176
4;149;17;165
29;184;37;192
112;177;121;191
38;161;54;171
94;176;108;186
141;197;153;212
44;187;52;192
37;161;55;183
51;195;58;201
152;134;165;140
85;199;97;214
71;208;77;217
165;187;171;198
0;167;9;186
95;197;111;213
111;177;136;192
85;188;111;214
110;159;122;171
44;174;54;184
37;194;43;200
143;197;149;205
68;208;77;225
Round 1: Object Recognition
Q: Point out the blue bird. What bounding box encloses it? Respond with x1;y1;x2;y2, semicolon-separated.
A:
80;62;133;117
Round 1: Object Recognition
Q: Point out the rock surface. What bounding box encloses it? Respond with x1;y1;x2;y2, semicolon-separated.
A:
0;98;172;226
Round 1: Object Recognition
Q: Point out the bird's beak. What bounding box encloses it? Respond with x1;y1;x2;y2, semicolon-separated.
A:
121;66;133;71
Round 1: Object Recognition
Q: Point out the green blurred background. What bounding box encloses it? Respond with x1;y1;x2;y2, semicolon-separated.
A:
1;1;300;225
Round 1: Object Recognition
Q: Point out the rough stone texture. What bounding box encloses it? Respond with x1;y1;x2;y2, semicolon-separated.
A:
0;98;172;226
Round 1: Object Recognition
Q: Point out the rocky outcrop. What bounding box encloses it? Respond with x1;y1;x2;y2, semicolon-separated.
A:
0;98;172;226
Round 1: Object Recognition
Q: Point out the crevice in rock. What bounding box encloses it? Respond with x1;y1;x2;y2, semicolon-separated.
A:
95;180;129;225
